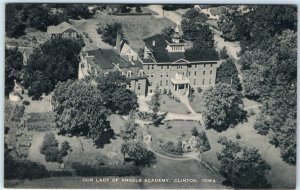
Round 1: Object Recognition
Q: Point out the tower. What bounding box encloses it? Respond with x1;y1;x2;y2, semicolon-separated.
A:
172;22;181;43
116;30;121;53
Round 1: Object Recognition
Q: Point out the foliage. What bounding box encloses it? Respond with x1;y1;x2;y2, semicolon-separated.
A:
53;79;114;148
219;46;229;59
96;71;138;115
152;112;167;127
216;58;242;91
64;4;93;19
149;87;160;113
181;9;214;49
5;4;26;38
5;48;23;96
120;116;139;140
191;127;199;136
72;162;141;176
121;140;156;167
217;139;271;188
23;37;83;98
161;140;183;155
99;22;124;46
161;26;175;37
196;131;211;152
200;83;246;132
5;144;49;179
11;105;25;122
40;133;70;163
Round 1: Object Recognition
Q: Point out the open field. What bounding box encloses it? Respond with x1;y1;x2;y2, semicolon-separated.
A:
71;11;175;51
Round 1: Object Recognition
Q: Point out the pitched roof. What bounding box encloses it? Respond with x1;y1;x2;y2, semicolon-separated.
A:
47;21;78;34
143;34;219;63
84;49;143;70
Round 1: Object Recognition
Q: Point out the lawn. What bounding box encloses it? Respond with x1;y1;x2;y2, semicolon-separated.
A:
71;10;175;51
200;113;296;189
149;120;203;150
159;94;190;114
189;92;204;113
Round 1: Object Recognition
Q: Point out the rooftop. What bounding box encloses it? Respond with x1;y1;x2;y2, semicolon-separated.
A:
47;21;78;34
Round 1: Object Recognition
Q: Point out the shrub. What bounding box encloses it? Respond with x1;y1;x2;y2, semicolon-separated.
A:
161;141;183;155
11;105;25;122
220;46;229;59
249;109;255;116
72;162;141;176
197;87;202;93
23;100;30;106
236;133;241;139
217;136;228;145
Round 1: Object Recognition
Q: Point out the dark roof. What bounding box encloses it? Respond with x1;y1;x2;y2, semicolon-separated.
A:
143;34;219;63
85;49;141;69
47;21;78;34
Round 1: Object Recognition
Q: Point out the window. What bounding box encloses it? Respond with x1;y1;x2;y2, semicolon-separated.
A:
209;78;211;84
161;73;163;77
161;65;163;69
189;71;191;76
166;80;168;85
211;64;213;67
152;65;154;69
128;84;132;88
147;72;149;77
139;70;144;76
202;79;205;84
183;72;184;76
147;65;150;70
203;71;205;75
204;64;206;68
127;71;132;77
167;65;169;69
194;71;197;76
150;82;153;85
166;72;169;77
195;64;197;68
210;70;212;75
137;83;141;90
194;79;196;85
72;32;77;37
151;73;154;77
160;80;162;86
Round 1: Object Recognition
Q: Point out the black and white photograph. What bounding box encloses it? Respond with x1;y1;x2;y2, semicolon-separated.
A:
4;3;297;189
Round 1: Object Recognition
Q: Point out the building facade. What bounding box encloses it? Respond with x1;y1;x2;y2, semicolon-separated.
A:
47;21;80;39
79;23;220;97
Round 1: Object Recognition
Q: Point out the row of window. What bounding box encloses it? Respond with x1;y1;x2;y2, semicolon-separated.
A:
146;64;215;70
149;78;213;86
128;83;141;90
146;70;213;78
62;32;77;38
171;46;183;51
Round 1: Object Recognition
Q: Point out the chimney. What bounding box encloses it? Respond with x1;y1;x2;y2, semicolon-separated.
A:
152;40;155;46
116;30;121;53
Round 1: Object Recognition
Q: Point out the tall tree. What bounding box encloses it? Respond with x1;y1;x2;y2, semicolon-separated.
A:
23;37;83;97
216;58;242;91
200;83;246;132
53;79;114;148
217;139;271;188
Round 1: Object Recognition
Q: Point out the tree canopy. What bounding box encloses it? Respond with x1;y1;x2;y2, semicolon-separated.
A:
5;48;23;96
200;83;246;132
98;22;124;46
216;58;242;91
217;139;271;188
23;37;83;98
53;79;114;148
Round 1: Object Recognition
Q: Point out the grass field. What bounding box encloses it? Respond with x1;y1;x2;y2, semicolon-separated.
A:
159;94;190;114
71;11;175;51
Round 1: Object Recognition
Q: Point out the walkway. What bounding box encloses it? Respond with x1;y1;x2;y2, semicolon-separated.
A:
147;5;182;23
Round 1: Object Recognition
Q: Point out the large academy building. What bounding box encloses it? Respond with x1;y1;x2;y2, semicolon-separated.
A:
78;23;221;96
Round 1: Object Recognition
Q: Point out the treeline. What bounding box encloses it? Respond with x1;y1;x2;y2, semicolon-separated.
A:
5;4;93;38
219;5;297;165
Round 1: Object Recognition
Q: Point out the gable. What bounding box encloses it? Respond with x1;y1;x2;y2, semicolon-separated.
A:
171;58;190;64
62;28;78;34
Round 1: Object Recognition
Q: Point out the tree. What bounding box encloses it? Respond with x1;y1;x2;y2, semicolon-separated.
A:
96;71;137;115
53;79;114;148
100;22;123;46
200;84;246;132
121;140;156;166
5;48;23;96
161;26;175;37
149;87;160;113
191;127;199;136
120;116;139;141
23;37;83;98
196;131;211;152
219;46;229;59
64;4;93;19
40;133;64;163
217;139;271;188
216;59;242;91
5;4;26;38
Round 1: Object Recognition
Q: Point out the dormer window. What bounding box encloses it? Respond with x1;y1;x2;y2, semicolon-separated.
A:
127;71;132;77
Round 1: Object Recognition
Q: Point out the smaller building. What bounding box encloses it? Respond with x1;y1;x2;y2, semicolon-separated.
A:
47;21;80;39
78;49;148;96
